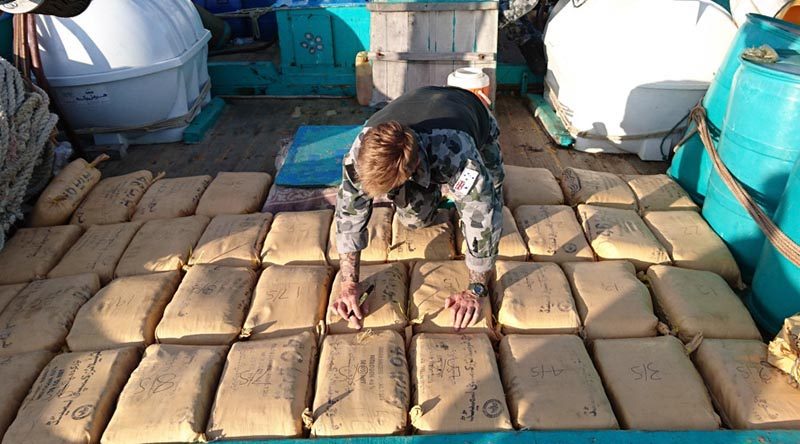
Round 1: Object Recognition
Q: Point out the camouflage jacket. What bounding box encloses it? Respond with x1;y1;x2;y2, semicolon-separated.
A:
335;124;504;273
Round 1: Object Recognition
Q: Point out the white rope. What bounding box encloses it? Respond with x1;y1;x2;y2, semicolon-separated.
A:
0;58;59;250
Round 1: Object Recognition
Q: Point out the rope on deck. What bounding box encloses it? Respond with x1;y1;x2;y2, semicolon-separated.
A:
0;58;59;250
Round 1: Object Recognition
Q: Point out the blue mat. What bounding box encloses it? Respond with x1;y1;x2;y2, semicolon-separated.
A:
275;125;363;188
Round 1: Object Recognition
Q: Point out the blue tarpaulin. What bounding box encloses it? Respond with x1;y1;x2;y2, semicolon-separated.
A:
275;125;362;188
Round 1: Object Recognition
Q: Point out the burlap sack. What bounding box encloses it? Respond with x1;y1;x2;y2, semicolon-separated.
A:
29;156;106;227
326;263;408;333
328;206;392;266
189;213;272;268
0;351;54;437
242;265;333;339
114;215;209;278
0;273;99;357
458;206;528;261
67;271;182;352
3;348;139;444
388;209;455;262
695;339;800;429
195;172;273;216
206;332;316;440
499;335;618;430
623;174;699;213
563;261;657;339
644;211;742;287
647;266;760;342
592;336;720;430
410;333;513;434
102;344;227;444
261;210;332;266
409;261;493;334
514;205;594;263
132;175;212;221
561;167;637;210
768;314;800;385
503;165;564;209
578;205;671;271
70;170;154;227
48;222;142;285
156;265;256;345
312;331;409;437
0;283;26;315
0;225;83;284
495;261;580;334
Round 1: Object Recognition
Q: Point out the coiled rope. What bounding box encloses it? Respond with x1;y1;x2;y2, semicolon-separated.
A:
0;57;59;250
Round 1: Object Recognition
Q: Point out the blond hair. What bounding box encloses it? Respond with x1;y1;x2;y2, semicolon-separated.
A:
356;121;419;197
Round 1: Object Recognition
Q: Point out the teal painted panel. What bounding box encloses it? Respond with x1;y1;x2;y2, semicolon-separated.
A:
496;63;542;87
221;430;800;444
277;6;370;72
288;14;335;66
528;93;573;147
183;97;226;144
207;61;356;96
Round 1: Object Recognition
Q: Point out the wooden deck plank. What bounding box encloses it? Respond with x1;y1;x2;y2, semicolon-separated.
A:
98;95;668;180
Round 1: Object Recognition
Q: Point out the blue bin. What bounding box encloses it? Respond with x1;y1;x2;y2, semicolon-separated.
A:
750;156;800;335
702;54;800;281
669;14;800;203
195;0;277;41
0;13;12;62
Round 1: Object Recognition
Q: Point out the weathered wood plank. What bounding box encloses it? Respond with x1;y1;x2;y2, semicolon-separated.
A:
369;52;496;62
367;2;498;12
453;10;477;53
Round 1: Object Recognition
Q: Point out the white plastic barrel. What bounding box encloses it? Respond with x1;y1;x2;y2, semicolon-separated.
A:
36;0;212;145
447;67;492;107
543;0;737;160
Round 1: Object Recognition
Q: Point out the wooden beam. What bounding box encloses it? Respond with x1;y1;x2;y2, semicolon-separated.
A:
369;51;496;62
367;2;498;12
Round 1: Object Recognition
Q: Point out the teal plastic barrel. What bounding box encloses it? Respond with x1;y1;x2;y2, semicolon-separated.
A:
749;158;800;335
669;14;800;203
702;54;800;280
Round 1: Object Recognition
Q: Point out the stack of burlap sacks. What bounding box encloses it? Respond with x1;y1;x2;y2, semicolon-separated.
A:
0;162;799;443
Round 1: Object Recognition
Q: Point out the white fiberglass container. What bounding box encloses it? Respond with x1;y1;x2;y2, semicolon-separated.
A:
543;0;737;161
36;0;212;145
730;0;788;27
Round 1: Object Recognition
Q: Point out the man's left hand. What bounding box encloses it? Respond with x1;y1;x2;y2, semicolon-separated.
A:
444;291;482;332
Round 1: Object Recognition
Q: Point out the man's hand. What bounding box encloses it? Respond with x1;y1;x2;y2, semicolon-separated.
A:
444;291;482;332
332;281;370;330
333;251;366;329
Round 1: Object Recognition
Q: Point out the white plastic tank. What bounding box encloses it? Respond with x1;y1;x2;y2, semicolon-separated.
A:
730;0;789;27
36;0;212;145
543;0;737;161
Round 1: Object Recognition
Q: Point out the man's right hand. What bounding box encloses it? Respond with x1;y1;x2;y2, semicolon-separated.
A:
332;281;369;330
333;251;366;329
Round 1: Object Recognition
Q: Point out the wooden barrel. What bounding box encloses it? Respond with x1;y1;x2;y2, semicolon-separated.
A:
368;1;498;106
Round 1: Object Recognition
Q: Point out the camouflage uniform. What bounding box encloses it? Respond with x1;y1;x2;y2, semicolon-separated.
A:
335;114;504;273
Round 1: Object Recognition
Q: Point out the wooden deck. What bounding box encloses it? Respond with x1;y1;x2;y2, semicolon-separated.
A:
99;94;668;178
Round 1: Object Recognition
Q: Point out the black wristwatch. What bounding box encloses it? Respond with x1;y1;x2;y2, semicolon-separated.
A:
468;282;488;298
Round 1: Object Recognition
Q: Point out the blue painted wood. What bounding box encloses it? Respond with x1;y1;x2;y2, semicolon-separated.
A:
277;5;370;74
275;125;363;187
183;97;226;144
221;430;800;444
207;61;357;96
528;94;573;147
496;63;542;88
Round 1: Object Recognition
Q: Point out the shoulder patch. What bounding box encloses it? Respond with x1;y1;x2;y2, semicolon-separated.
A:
452;166;479;198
